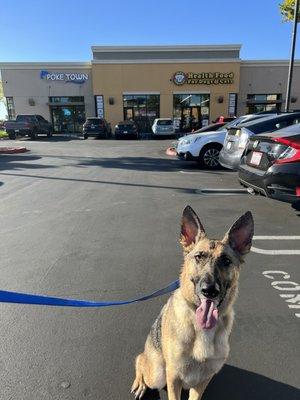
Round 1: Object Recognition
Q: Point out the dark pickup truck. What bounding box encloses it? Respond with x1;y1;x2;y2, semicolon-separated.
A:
5;114;53;140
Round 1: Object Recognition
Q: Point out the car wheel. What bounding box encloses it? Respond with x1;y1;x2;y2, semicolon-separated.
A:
83;134;88;140
47;130;53;138
198;144;222;169
30;130;38;140
8;131;16;140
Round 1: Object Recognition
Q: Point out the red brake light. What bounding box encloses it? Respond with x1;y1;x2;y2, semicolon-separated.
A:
274;137;300;164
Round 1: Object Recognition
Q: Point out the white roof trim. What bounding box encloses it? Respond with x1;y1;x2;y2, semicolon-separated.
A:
92;44;242;52
241;60;300;67
92;59;241;64
0;62;91;70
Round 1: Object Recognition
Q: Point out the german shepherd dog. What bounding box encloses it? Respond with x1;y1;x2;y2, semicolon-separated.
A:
132;206;254;400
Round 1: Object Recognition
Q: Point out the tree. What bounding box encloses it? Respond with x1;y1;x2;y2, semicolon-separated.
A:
280;0;300;22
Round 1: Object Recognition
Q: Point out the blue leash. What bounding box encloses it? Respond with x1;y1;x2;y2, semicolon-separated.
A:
0;280;180;308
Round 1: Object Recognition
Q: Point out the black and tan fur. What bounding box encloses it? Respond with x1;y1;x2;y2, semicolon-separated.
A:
132;206;254;400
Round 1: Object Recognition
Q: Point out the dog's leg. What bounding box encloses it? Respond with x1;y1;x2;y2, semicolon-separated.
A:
131;354;148;399
166;369;182;400
188;377;212;400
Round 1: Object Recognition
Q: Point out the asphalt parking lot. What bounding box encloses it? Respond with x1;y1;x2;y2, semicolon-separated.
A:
0;137;299;400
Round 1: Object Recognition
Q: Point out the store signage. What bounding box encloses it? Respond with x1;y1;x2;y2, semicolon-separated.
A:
228;93;237;117
172;71;234;85
40;70;89;84
95;95;104;118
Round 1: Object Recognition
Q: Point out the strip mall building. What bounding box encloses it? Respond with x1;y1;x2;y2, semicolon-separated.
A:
1;45;300;133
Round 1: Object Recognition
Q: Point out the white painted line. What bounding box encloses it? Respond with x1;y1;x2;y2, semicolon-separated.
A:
251;235;300;255
251;246;300;255
254;236;300;240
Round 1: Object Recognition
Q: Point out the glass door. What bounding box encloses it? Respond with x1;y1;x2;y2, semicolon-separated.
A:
50;105;86;133
73;105;86;132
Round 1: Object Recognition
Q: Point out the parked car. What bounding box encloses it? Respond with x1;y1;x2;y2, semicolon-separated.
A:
152;118;175;137
219;112;300;170
212;116;236;123
5;114;52;140
239;123;300;204
115;121;139;139
189;122;227;134
83;118;112;139
176;113;274;169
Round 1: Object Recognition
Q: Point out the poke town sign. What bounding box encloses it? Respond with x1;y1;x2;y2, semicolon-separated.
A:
172;71;234;85
40;70;89;84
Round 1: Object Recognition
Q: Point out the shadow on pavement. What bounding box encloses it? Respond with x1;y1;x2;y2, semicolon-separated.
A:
0;154;55;172
76;156;227;174
143;365;299;399
0;171;200;195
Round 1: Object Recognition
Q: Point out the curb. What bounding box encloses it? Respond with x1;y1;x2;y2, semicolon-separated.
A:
166;147;177;156
0;147;29;154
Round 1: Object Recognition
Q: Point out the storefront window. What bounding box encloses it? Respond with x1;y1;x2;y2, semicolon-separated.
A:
123;94;160;133
173;94;210;132
247;94;282;113
6;97;16;120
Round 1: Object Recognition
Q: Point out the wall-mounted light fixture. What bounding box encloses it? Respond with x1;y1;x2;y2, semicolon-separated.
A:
291;96;298;103
217;96;224;104
28;98;35;106
109;97;114;105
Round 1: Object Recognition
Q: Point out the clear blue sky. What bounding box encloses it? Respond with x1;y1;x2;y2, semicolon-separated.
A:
1;0;299;61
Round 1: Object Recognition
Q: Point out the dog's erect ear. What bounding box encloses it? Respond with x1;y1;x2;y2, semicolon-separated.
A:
223;211;254;257
180;206;205;249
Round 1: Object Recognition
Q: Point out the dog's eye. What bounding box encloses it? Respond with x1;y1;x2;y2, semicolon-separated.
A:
221;255;231;267
194;252;206;262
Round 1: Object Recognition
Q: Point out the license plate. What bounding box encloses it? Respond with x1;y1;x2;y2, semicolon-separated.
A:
123;131;128;134
226;142;232;150
15;129;19;133
250;151;263;166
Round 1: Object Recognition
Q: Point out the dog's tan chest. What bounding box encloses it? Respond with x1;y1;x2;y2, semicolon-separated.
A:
178;329;229;389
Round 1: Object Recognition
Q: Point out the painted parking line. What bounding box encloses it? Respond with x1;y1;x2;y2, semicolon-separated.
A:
252;236;300;255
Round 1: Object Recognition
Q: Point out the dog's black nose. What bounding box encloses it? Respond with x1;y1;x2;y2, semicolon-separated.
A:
201;284;220;299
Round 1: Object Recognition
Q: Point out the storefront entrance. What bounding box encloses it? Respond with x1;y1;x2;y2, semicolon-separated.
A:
123;94;160;133
49;97;86;133
173;94;210;132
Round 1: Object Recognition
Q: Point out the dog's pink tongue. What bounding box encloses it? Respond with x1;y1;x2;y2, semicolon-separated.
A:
196;299;218;330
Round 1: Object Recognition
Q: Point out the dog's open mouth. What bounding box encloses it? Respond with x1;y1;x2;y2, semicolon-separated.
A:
196;299;218;330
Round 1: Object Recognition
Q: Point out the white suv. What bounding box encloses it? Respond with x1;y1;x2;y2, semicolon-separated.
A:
152;118;175;137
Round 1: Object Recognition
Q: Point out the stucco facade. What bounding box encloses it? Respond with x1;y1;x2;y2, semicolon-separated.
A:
1;45;300;133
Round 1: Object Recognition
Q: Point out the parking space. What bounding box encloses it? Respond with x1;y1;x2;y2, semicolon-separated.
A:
0;138;299;399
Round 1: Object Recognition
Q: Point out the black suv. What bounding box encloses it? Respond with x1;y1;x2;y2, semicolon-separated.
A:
83;118;112;139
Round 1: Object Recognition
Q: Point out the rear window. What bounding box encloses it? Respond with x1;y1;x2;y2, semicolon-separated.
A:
250;116;300;134
16;115;36;122
157;120;173;126
118;124;134;129
87;118;103;124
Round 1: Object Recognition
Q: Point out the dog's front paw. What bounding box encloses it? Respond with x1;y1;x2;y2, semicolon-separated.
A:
131;378;147;399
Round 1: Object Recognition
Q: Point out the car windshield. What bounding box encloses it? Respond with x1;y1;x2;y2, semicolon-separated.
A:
87;119;102;124
157;120;173;125
216;117;243;131
16;115;36;122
